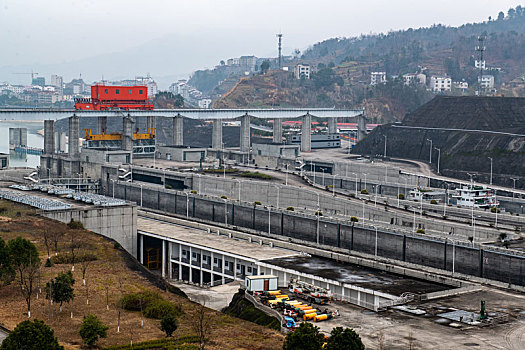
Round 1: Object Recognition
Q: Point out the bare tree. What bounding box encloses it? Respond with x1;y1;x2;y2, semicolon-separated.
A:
377;330;385;350
79;246;93;285
42;230;51;258
50;230;64;256
191;299;211;350
408;329;415;350
69;231;81;272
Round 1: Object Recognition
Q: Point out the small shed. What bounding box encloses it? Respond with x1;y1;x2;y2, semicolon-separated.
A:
245;275;278;292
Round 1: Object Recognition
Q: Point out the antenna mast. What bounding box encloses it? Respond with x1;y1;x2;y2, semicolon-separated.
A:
276;33;283;68
475;35;486;96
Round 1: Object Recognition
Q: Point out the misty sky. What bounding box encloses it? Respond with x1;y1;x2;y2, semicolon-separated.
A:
1;0;523;85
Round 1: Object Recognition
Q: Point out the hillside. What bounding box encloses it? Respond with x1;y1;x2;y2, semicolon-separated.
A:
213;69;433;123
352;96;525;188
0;200;284;349
199;6;525;122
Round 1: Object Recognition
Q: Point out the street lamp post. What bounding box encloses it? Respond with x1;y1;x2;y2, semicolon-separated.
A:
374;226;378;257
285;164;289;186
185;192;189;218
434;147;441;174
351;173;358;197
488;157;493;185
140;185;143;207
224;199;228;225
332;175;337;196
321;168;326;186
383;135;387;158
511;178;518;199
427;139;432;163
364;173;367;192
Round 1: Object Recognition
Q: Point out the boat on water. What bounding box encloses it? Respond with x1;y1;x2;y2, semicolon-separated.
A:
452;183;499;208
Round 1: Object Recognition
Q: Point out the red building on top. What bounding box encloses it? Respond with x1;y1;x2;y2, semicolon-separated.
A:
75;85;154;110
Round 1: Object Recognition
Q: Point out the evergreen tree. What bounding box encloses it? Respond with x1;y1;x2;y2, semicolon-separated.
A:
0;319;63;350
325;327;365;350
45;271;75;312
79;314;108;347
283;322;324;350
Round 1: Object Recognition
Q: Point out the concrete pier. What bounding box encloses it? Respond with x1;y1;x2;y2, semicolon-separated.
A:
328;117;337;134
98;116;107;134
173;115;183;146
272;119;282;143
146;116;155;131
301;113;311;152
240;114;251;152
212;119;223;149
44;120;54;155
69;115;79;158
357;113;367;142
122;116;134;152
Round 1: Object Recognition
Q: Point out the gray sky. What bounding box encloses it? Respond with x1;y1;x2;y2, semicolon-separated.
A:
1;0;522;84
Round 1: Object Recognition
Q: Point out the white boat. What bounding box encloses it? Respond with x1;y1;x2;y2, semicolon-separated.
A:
408;188;445;203
452;184;498;208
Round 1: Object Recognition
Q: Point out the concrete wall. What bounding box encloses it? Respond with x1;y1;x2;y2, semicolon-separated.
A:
42;205;137;256
187;174;506;241
106;181;525;287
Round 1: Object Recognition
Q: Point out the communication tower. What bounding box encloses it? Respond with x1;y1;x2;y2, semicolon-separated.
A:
276;33;283;68
475;35;486;95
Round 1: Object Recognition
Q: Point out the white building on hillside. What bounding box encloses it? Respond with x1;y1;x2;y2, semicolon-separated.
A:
198;99;212;109
402;73;426;86
370;72;387;85
294;64;311;79
474;60;486;70
430;75;452;92
479;75;495;89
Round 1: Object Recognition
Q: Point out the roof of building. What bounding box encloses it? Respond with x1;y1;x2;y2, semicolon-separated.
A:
138;217;299;261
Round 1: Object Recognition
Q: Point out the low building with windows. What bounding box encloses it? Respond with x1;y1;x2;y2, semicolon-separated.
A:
294;64;311;79
430;75;452;92
370;72;387;85
479;75;495;89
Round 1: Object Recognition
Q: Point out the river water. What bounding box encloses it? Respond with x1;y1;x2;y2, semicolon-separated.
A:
0;121;43;168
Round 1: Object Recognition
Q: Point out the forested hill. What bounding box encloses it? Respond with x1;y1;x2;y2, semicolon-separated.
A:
209;6;525;122
301;6;525;82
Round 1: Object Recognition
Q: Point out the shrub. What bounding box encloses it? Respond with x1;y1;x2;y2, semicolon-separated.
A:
165;184;172;189
286;207;294;211
113;242;121;250
144;300;182;319
398;193;405;200
350;216;359;222
239;171;272;180
221;195;227;199
117;291;163;312
360;189;368;195
67;219;84;230
45;258;53;267
430;199;437;205
468;236;473;242
0;206;7;214
79;314;108;347
160;314;178;337
499;233;507;242
314;211;323;216
254;201;262;206
416;228;425;234
190;190;197;194
490;207;501;213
